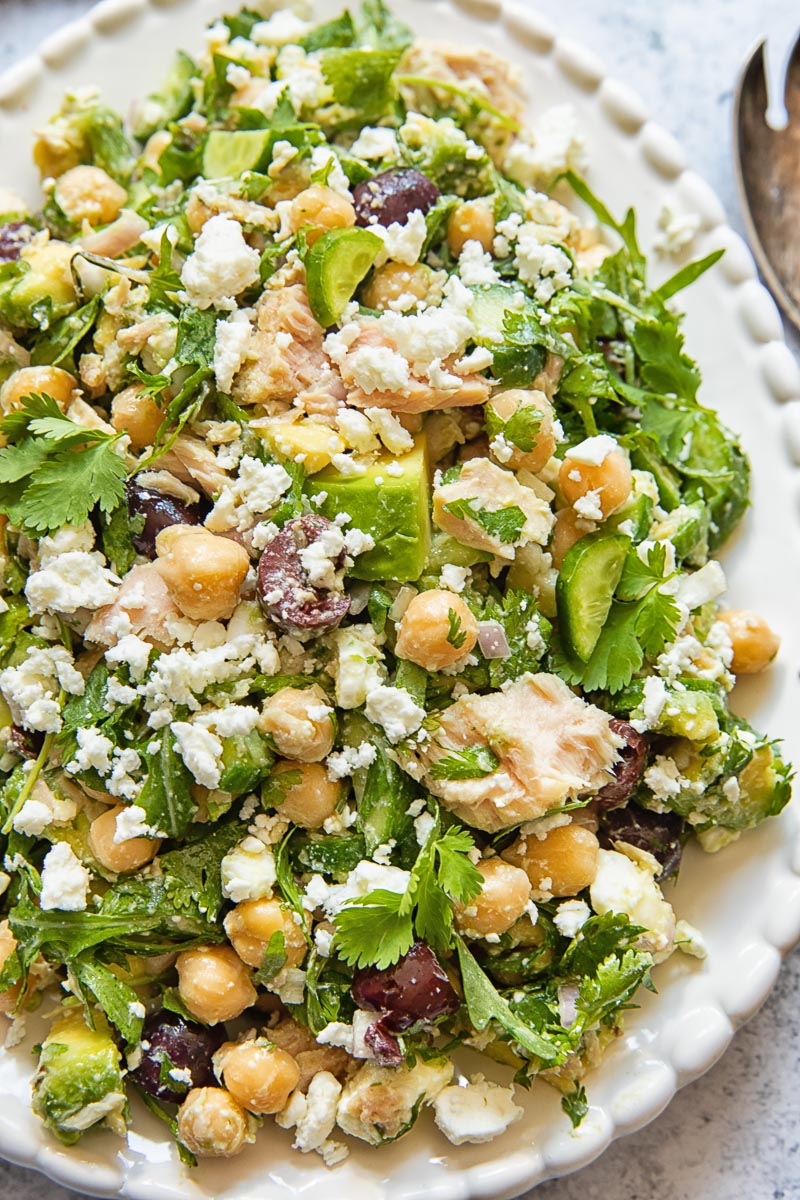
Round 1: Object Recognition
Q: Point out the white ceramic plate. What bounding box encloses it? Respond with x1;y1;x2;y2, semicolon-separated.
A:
0;1;798;1196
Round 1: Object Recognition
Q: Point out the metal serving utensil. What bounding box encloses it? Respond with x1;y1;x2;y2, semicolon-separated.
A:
734;33;800;333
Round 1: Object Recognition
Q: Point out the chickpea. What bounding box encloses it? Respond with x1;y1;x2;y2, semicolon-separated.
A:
361;262;440;311
289;185;355;246
155;525;250;621
503;823;599;897
176;945;257;1024
395;589;479;672
558;447;632;519
260;684;334;762
215;1038;300;1115
268;760;340;829
111;384;164;450
88;805;160;874
0;366;77;415
550;507;593;569
177;1087;250;1158
455;858;531;938
0;921;20;1016
717;609;780;674
54;165;127;227
224;897;307;969
487;389;558;474
447;200;495;257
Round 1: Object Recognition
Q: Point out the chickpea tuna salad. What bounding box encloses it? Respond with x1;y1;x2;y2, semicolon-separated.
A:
0;0;790;1169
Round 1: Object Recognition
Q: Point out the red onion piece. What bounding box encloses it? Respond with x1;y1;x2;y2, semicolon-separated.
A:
477;621;510;659
558;984;580;1028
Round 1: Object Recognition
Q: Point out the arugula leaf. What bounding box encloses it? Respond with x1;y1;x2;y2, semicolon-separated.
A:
137;728;197;839
443;498;526;545
563;171;644;273
132;1085;197;1168
73;957;144;1045
429;746;499;781
146;228;184;307
157;821;247;925
455;937;559;1062
254;930;288;986
655;249;724;302
561;1083;589;1129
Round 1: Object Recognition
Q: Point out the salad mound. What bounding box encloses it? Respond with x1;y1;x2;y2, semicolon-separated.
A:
0;0;790;1166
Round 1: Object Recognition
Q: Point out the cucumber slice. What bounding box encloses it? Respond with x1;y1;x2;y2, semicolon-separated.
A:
203;131;272;180
305;227;383;327
556;533;630;662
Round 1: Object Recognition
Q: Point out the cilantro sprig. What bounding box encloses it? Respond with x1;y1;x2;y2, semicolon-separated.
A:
0;394;127;534
333;819;483;968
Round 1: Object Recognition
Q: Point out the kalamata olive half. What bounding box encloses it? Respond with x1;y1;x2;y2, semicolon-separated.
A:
130;1010;225;1104
596;718;648;810
352;942;459;1032
353;168;440;229
599;803;685;880
363;1021;404;1068
7;725;43;760
0;222;34;263
126;480;203;559
257;514;350;637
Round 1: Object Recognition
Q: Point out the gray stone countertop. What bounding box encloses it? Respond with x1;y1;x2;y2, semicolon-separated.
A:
0;2;797;1199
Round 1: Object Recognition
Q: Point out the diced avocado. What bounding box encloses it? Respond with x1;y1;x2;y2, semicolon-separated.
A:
261;419;345;474
218;729;275;794
0;240;77;331
203;130;273;180
32;1009;127;1145
656;689;719;743
305;434;431;582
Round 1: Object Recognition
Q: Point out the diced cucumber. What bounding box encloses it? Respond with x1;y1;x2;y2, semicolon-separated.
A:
556;533;630;662
305;227;383;326
203;130;272;180
468;285;545;388
606;492;653;543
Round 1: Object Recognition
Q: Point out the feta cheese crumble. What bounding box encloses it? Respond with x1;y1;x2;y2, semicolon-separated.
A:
433;1077;523;1145
180;214;261;311
40;842;91;912
364;685;425;743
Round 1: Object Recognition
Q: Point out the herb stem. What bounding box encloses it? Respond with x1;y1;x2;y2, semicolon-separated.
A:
394;75;521;132
2;721;58;836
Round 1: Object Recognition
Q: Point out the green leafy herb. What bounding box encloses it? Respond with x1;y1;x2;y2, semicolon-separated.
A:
446;607;468;650
175;307;217;369
429;745;499;781
137;728;197;839
455;937;559;1061
655;250;724;302
485;402;542;452
100;500;142;577
561;1083;589;1129
254;930;288;985
443;498;526;546
72;957;144;1045
481;591;551;687
0;394;127;534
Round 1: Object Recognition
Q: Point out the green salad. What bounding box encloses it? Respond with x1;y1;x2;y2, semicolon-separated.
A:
0;0;790;1167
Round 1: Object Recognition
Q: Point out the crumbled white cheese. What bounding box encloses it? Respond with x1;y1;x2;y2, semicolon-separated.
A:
346;345;411;394
363;407;414;455
564;434;618;466
590;847;676;959
66;725;114;777
504;104;586;189
251;10;311;45
104;633;152;682
37;522;95;565
309;145;352;199
433;1077;523;1146
371;209;428;266
40;842;91;912
304;859;411;917
180;214;261;311
326;742;378;780
171;720;224;790
553;898;591;938
336;407;380;454
364;685;425;743
298;523;347;591
107;746;143;802
221;836;277;902
458;239;500;287
631;675;668;734
328;625;386;710
351;126;400;161
276;1070;343;1155
113;804;153;844
439;564;470;593
674;918;708;959
643;754;684;801
654;204;701;257
214;309;253;393
0;646;84;734
673;561;727;611
573;489;604;521
513;231;572;303
206;455;292;532
25;551;120;616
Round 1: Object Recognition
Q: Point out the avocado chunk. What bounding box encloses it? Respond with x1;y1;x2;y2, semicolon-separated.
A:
305;434;431;582
32;1008;127;1145
0;240;78;331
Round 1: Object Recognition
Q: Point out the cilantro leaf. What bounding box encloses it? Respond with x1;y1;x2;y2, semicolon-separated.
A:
455;937;560;1062
616;542;669;601
254;930;288;985
482;590;551;687
561;1083;589;1129
434;827;484;904
485;402;542;452
576;947;653;1027
630;320;700;402
175;307;217;369
429;745;499;781
443;498;526;545
334;888;415;969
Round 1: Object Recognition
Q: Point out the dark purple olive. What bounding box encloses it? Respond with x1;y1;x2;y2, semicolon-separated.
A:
352;942;459;1032
130;1011;225;1104
363;1021;404;1067
126;480;203;559
0;222;34;263
596;718;648;810
353;168;440;229
8;725;43;760
257;514;350;637
599;803;685;879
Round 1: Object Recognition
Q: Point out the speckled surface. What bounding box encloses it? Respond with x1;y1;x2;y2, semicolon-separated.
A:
0;2;797;1198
